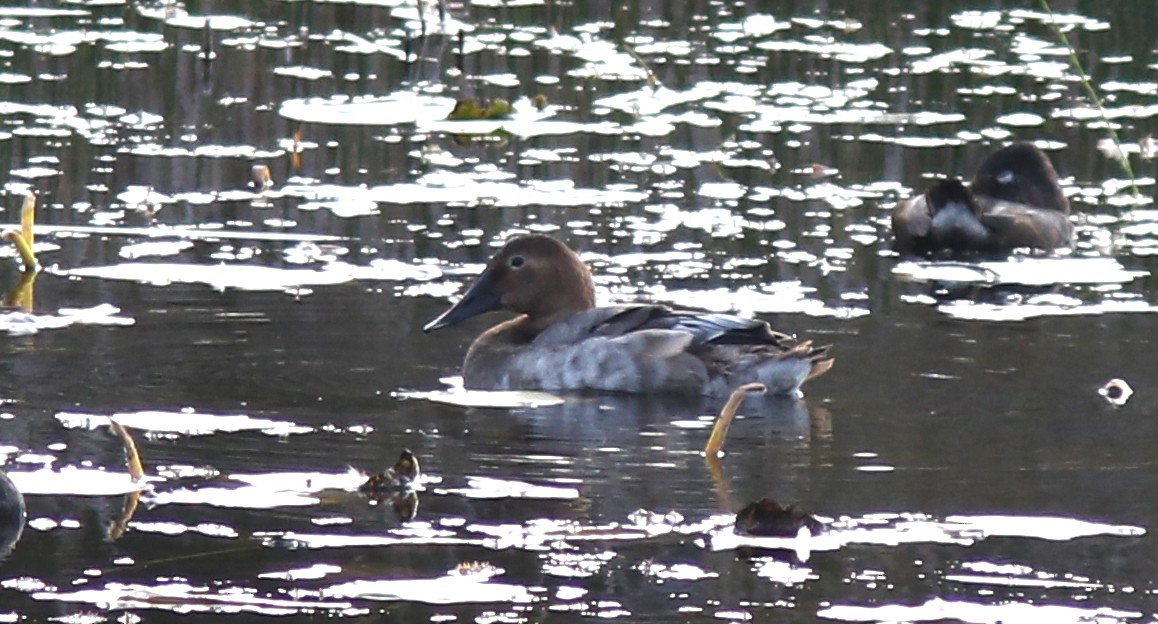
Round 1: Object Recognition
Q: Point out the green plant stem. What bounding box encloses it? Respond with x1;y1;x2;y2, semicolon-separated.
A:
1038;0;1138;195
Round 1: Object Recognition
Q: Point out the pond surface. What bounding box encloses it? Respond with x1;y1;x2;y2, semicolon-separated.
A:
0;0;1157;621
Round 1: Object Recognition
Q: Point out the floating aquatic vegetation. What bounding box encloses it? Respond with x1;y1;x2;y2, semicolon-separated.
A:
418;97;580;138
445;97;513;120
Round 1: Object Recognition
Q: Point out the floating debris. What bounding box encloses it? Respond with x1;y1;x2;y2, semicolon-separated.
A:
251;164;273;190
1098;378;1133;407
1141;134;1158;161
446;97;513;120
359;450;422;520
734;498;823;538
359;450;420;493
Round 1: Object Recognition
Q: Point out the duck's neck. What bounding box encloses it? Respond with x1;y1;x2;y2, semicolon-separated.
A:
524;308;583;335
523;273;596;334
494;297;592;344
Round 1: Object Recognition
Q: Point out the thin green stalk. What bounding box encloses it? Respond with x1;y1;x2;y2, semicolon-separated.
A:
1038;0;1138;195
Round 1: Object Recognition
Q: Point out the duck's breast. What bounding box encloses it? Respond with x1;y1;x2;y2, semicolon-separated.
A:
930;199;994;251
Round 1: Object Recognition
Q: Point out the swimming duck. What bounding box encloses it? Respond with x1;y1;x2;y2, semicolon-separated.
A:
892;142;1074;257
0;470;24;559
423;234;833;396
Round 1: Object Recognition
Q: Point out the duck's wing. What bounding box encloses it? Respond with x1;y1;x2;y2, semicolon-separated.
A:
591;305;795;347
978;198;1075;250
665;312;796;346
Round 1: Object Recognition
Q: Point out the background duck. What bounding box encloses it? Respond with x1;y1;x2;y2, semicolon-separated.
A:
892;142;1074;257
424;234;833;397
0;470;24;560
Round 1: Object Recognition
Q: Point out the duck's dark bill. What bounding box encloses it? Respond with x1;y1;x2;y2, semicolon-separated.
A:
423;270;503;333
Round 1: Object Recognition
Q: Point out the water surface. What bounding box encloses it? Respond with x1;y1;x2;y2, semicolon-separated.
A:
0;1;1156;621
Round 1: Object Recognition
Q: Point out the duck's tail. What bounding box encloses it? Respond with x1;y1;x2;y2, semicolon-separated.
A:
716;341;833;397
806;353;835;381
799;341;834;381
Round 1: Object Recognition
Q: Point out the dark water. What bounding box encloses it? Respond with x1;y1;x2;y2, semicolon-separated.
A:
0;0;1156;621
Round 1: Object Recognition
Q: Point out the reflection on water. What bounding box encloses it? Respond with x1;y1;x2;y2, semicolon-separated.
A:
0;0;1156;621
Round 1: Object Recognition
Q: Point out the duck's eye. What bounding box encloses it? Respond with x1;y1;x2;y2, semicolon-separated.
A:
510;255;525;268
997;170;1014;184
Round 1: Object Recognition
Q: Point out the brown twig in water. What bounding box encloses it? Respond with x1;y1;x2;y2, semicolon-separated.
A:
3;231;36;272
108;491;141;541
3;270;35;311
704;382;766;457
105;419;145;540
703;383;765;513
621;41;658;89
20;193;33;247
291;125;303;174
4;193;38;273
109;420;145;482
